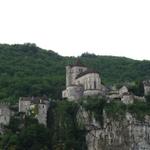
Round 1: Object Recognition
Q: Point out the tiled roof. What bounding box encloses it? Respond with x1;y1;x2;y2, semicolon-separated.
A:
20;96;49;104
76;69;99;79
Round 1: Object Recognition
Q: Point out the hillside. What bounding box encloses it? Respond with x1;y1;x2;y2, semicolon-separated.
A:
0;43;150;103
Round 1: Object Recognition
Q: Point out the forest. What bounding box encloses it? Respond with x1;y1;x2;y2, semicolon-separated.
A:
0;43;150;149
0;43;150;103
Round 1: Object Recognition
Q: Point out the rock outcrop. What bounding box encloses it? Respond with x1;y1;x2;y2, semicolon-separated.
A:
77;107;150;150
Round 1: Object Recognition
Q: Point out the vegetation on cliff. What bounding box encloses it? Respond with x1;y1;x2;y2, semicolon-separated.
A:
0;101;87;150
1;95;150;149
0;43;150;149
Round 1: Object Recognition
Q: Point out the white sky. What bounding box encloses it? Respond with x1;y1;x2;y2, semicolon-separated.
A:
0;0;150;60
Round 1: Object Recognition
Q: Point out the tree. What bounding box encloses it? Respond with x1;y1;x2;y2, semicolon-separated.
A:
18;124;50;150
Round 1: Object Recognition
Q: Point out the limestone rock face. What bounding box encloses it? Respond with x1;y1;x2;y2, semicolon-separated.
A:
77;108;150;150
121;94;134;104
143;80;150;96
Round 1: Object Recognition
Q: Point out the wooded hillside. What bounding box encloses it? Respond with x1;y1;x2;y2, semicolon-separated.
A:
0;43;149;103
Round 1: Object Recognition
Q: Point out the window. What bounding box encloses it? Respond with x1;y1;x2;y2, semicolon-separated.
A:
94;81;97;89
79;69;82;73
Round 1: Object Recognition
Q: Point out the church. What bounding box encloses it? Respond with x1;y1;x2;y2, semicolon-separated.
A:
62;59;106;101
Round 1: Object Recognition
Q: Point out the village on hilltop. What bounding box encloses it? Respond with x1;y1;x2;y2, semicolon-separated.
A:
0;60;150;132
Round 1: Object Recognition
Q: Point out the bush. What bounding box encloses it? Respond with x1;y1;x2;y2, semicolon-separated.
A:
105;101;127;120
80;96;106;126
128;101;150;120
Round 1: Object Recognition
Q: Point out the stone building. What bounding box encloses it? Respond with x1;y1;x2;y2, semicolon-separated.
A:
119;86;128;96
121;93;134;104
0;104;11;133
143;80;150;96
19;96;50;126
62;60;105;101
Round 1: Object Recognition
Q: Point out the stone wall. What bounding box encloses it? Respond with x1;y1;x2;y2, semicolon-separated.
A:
143;80;150;96
0;105;11;133
18;98;50;126
84;89;102;96
37;103;49;126
66;66;72;87
19;99;31;114
119;86;128;96
66;66;87;87
144;85;150;96
62;89;68;98
121;94;134;104
66;85;84;101
0;105;11;126
75;73;101;90
64;63;103;99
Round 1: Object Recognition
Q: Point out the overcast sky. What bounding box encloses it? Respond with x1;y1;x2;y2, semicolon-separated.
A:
0;0;150;60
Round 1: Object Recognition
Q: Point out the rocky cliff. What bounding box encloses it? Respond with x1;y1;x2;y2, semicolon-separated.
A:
77;107;150;150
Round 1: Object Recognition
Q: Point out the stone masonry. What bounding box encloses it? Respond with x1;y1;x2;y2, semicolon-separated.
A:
62;59;105;101
19;96;50;126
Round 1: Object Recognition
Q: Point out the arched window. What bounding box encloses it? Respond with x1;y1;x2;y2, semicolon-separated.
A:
94;81;97;89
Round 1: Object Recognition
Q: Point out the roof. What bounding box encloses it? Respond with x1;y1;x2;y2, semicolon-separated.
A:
20;96;49;104
76;69;99;79
143;80;150;86
69;59;86;68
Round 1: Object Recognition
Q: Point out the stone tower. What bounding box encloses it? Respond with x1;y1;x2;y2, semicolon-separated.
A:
66;65;72;87
62;59;104;100
66;59;88;86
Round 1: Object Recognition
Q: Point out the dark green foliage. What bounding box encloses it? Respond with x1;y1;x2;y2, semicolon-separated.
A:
80;96;106;126
81;97;127;121
145;94;150;105
0;43;66;102
1;98;150;149
128;101;150;120
7;116;22;133
0;116;51;150
105;101;127;119
24;116;39;127
128;81;144;96
0;44;150;103
105;100;150;121
81;96;150;121
81;53;150;84
0;132;19;150
18;124;50;150
47;100;87;150
1;101;87;150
